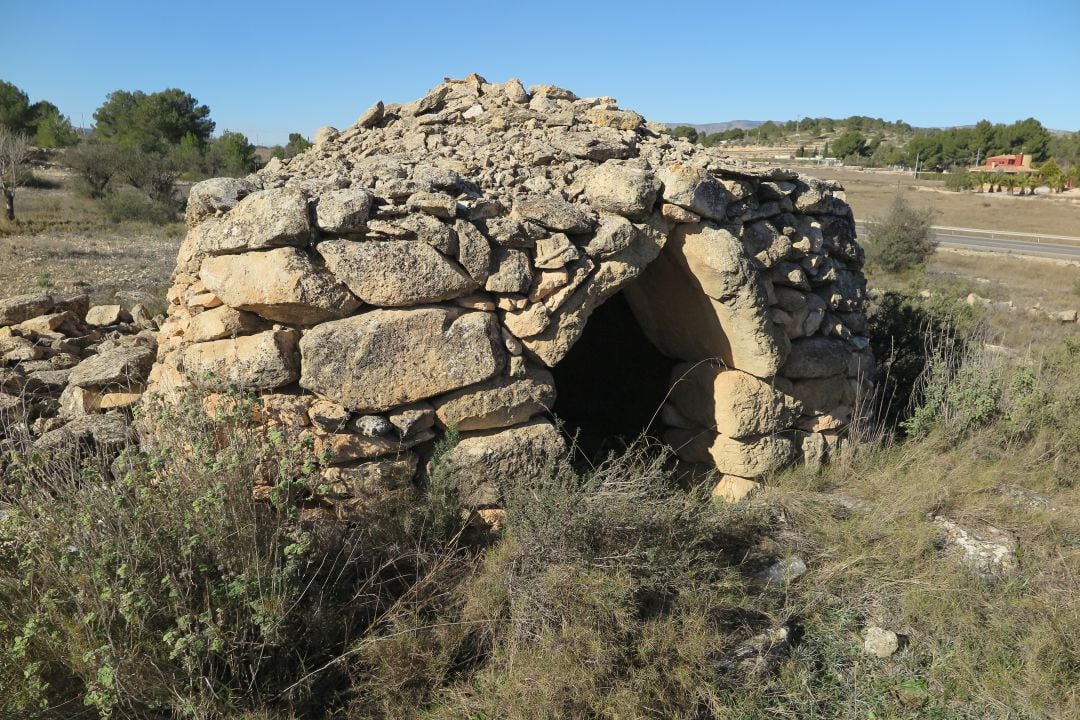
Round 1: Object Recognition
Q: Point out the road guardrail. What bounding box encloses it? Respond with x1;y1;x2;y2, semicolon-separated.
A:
854;221;1080;247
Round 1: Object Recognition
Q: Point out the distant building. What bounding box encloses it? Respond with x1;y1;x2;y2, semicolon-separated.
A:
970;153;1035;173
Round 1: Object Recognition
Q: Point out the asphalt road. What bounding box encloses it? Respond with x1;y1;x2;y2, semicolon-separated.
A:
853;221;1080;261
932;234;1080;260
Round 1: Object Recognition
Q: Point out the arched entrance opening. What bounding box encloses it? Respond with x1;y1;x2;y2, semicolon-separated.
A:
550;290;678;463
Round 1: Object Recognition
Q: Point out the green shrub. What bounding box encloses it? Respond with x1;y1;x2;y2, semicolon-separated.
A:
865;194;936;274
0;391;472;719
868;289;982;430
66;141;124;198
944;169;974;191
100;187;176;224
902;354;1003;438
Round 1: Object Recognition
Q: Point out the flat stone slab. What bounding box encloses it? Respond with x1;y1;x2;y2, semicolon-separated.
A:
69;346;154;389
200;247;359;325
318;239;476;306
179;328;300;391
299;307;505;413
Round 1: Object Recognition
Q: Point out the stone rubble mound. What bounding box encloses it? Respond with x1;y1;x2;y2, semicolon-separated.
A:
0;293;158;471
149;75;872;511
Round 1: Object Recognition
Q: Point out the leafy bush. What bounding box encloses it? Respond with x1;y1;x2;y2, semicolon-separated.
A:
100;187;177;224
66;141;124;198
868;289;981;430
0;392;470;719
118;148;181;206
902;354;1003;437
865;194;936;273
944;169;974;191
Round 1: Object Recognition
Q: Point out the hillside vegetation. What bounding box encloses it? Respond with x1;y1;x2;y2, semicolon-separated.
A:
669;116;1080;176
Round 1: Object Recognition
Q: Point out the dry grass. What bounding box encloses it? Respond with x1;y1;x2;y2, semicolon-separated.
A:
811;166;1080;237
0;175;183;307
741;334;1080;720
866;253;1080;351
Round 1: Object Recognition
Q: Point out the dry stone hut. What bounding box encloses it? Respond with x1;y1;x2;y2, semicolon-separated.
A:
149;75;872;510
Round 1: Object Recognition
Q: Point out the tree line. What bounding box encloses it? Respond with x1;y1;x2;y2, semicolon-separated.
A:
0;79;314;223
668;116;1080;174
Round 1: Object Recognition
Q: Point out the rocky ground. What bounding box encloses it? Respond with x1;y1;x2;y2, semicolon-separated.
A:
0;228;181;309
0;292;158;473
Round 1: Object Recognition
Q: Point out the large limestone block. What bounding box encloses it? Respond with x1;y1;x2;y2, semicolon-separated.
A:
299;308;505;413
317;239;476;306
624;222;788;378
320;453;419;499
583;164;661;221
434;419;566;507
50;293;90;320
185;306;266;344
0;336;42;364
433;368;555;431
484;248;534;294
677;222;760;301
666;428;797;477
522;221;665;366
178;328;300;391
69;346;155;389
511;195;595;233
712;475;761;503
454;220;493;283
185;177;256;226
0;294;53;326
314;188;373;233
15;311;70;335
788;375;855;415
200;247;359;324
59;384;100;418
550;128;635;162
85;304;126;327
669;363;802;438
176;188;314;272
659;163;733;221
782;337;852;379
582;107;645;132
582;214;643;258
34;414;132;452
818;270;867;312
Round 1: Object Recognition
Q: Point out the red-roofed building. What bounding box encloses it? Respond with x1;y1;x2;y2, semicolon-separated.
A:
970;153;1035;173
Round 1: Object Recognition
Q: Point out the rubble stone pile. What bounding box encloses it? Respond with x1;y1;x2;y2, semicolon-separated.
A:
149;75;872;509
0;293;158;470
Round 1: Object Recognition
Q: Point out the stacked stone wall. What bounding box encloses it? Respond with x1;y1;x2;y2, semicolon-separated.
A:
148;75;872;510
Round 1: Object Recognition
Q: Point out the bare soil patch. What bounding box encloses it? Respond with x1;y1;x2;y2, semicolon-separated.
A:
1;182;182;310
0;230;181;310
808;166;1080;237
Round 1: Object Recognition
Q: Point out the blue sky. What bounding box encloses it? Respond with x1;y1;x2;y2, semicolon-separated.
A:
4;0;1078;145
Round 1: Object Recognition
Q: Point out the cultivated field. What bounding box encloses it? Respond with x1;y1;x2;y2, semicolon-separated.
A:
809;166;1080;237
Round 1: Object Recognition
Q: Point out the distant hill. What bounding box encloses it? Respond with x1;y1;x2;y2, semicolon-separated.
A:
663;121;764;134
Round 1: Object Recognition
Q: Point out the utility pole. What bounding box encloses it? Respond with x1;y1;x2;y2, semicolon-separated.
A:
975;148;981;167
913;151;920;180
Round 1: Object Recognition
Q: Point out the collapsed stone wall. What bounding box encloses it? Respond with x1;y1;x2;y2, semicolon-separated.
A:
149;75;871;511
0;294;158;466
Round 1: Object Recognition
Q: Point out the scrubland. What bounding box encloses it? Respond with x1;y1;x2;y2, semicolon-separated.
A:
1;174;1078;720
